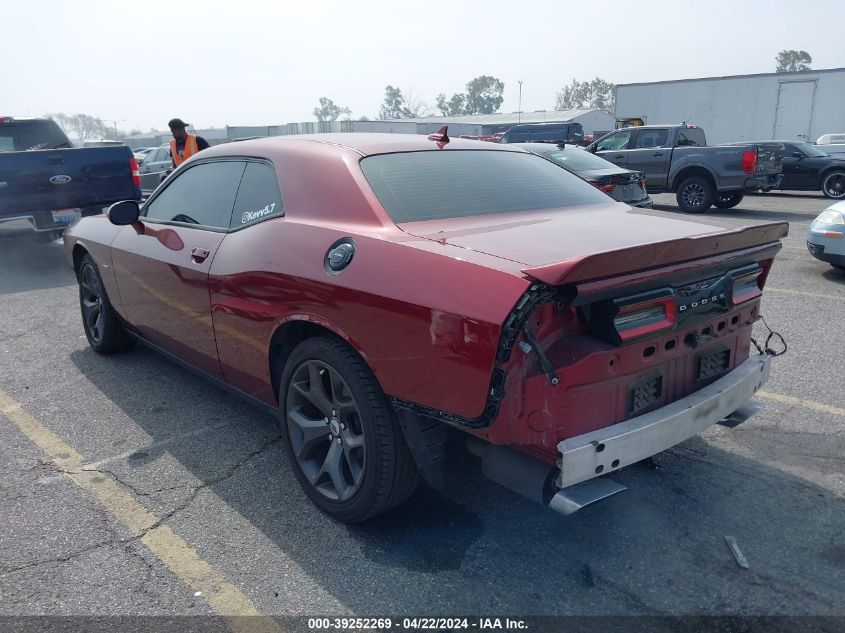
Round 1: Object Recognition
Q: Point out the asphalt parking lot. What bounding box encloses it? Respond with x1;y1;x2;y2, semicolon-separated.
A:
1;192;843;621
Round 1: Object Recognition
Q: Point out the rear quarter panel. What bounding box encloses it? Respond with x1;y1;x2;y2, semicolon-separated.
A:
209;218;529;418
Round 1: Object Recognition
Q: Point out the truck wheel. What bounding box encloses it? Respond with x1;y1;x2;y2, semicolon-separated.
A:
821;171;845;199
77;254;134;354
280;336;418;523
714;192;744;209
676;176;715;213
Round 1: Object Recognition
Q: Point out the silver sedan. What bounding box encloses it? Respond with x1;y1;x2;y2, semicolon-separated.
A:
137;143;172;196
806;201;845;270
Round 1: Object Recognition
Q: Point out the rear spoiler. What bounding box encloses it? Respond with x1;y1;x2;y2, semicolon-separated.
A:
521;222;789;287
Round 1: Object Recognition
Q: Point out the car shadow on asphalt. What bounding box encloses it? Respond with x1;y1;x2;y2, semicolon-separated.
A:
821;267;845;285
70;346;845;615
0;238;75;295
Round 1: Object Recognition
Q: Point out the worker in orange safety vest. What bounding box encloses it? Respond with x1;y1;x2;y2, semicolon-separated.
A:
168;118;209;167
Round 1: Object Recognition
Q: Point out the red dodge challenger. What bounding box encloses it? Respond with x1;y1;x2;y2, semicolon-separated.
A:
64;131;787;523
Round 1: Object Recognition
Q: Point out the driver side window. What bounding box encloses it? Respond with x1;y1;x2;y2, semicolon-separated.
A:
596;130;632;151
144;161;246;229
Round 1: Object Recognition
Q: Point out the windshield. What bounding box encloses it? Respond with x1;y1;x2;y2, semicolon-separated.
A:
797;142;828;158
360;150;609;223
530;146;617;171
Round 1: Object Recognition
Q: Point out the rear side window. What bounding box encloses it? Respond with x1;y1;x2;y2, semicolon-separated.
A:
15;120;71;150
677;128;706;147
360;150;609;223
231;162;284;229
633;128;668;149
144;160;245;229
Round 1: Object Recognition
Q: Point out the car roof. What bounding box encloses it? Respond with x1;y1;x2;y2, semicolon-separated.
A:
204;133;526;158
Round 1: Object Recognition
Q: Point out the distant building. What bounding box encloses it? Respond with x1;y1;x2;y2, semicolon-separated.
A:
384;109;615;137
615;67;845;144
123;127;228;149
121;109;616;148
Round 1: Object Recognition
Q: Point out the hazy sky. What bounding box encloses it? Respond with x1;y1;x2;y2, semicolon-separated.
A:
3;0;843;132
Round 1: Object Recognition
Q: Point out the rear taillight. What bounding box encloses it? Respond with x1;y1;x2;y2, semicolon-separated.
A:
741;149;758;174
613;294;676;342
129;156;140;186
593;181;616;193
729;265;763;305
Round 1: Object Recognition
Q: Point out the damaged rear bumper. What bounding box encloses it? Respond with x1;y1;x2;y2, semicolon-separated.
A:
555;354;770;490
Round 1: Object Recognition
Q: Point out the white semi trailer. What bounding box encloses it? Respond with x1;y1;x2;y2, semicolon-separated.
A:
615;67;845;145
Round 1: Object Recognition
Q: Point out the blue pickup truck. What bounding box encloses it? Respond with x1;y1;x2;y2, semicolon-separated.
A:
0;116;142;241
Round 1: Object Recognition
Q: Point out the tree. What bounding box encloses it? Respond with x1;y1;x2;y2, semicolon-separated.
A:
378;85;431;119
436;92;466;116
464;75;505;114
313;97;351;122
46;113;141;140
554;78;616;115
379;85;407;120
45;113;108;139
437;76;504;116
776;49;812;72
403;89;431;118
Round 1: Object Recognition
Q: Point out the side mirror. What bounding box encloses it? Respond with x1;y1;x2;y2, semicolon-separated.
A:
586;143;597;153
107;200;140;226
792;151;803;159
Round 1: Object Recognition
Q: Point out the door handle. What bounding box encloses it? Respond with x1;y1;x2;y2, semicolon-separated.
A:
652;152;664;157
191;247;210;263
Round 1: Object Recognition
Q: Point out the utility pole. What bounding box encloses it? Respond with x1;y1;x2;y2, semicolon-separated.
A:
106;119;125;140
518;80;523;123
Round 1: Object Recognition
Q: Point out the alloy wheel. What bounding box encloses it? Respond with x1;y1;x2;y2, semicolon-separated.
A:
682;183;705;208
823;173;845;199
286;360;366;502
79;264;105;345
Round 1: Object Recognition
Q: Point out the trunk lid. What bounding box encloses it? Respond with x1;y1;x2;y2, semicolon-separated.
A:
399;204;788;283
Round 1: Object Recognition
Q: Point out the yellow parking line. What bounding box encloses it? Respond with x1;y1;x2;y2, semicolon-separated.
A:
757;390;845;418
0;389;282;633
765;287;845;302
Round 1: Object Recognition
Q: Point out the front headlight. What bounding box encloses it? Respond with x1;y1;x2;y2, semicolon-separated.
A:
816;209;845;225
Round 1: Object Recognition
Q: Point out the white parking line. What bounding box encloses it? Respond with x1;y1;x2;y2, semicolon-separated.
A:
758;390;845;418
765;287;845;301
0;389;283;632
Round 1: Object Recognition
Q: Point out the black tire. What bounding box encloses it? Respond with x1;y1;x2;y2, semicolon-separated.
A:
713;192;744;209
279;336;418;523
675;176;716;213
821;171;845;200
77;254;134;354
